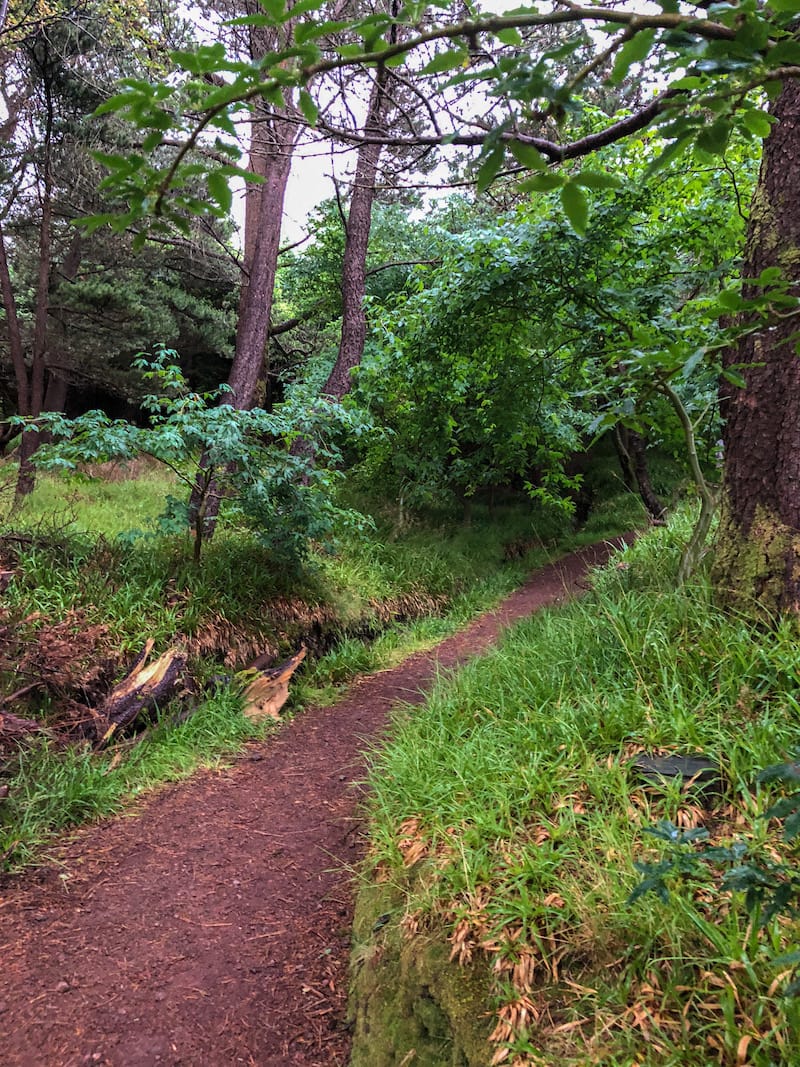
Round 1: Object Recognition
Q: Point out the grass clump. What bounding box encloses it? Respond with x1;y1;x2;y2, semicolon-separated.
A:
360;511;800;1066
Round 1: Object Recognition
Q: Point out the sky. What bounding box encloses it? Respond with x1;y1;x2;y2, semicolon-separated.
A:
233;0;663;244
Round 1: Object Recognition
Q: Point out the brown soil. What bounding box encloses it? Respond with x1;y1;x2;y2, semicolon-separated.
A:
0;538;627;1067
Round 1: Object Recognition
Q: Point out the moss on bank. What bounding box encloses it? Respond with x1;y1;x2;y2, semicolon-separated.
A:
349;877;493;1067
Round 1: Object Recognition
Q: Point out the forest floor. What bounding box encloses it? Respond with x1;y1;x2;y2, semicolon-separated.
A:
0;537;627;1067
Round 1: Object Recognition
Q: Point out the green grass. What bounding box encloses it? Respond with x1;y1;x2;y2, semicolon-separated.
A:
0;468;640;870
2;690;270;868
360;511;800;1065
10;461;177;538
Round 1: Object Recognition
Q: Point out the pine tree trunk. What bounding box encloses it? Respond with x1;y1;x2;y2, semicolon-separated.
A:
712;80;800;616
15;71;55;499
613;426;665;521
188;64;298;540
323;64;389;401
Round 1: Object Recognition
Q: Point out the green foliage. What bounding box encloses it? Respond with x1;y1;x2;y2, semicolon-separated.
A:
0;0;235;417
24;346;369;567
354;151;751;517
634;757;800;931
82;0;795;238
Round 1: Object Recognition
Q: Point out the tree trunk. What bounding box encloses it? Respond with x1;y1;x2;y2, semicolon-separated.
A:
323;64;390;401
0;222;29;419
288;56;393;477
16;70;55;499
228;107;296;407
188;78;298;540
614;426;665;522
712;79;800;616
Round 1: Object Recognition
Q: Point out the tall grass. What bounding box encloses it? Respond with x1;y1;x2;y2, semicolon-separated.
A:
362;512;800;1065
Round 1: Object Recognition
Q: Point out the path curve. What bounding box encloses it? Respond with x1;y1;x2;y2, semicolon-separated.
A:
0;537;627;1067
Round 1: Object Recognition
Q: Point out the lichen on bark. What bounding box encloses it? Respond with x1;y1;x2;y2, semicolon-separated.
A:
713;500;800;619
713;79;800;619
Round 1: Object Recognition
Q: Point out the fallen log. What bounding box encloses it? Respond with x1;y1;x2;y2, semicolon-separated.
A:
95;644;187;746
239;646;306;722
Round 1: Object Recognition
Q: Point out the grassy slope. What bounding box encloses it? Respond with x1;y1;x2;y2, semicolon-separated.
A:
360;513;800;1066
0;468;642;867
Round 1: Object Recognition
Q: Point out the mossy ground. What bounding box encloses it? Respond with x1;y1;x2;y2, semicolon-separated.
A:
350;879;494;1067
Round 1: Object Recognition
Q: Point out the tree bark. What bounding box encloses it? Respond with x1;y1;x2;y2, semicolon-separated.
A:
0;222;29;418
228;105;297;407
323;62;390;401
712;79;800;616
614;426;665;522
187;13;299;540
16;64;55;498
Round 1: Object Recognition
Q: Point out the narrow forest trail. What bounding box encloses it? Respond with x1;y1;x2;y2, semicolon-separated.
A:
0;537;628;1067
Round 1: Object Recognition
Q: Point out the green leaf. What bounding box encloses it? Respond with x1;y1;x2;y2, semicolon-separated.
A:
769;0;800;12
520;172;564;193
758;266;784;285
295;19;349;43
670;75;704;90
421;49;468;75
573;170;622;190
476;145;503;194
228;0;287;25
290;0;326;16
764;79;783;100
508;140;547;171
208;171;233;215
94;91;146;117
171;44;227;74
610;28;658;87
92;151;135;172
695;119;731;156
717;289;744;311
560;182;589;236
298;89;318;126
769;38;800;63
142;131;164;152
77;213;120;234
496;28;522;46
721;368;747;388
644;134;692;178
741;108;773;138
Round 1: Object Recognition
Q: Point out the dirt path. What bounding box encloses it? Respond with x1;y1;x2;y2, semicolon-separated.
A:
0;538;627;1067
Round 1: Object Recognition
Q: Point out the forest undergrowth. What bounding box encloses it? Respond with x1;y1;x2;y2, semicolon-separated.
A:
0;465;639;868
356;512;800;1067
